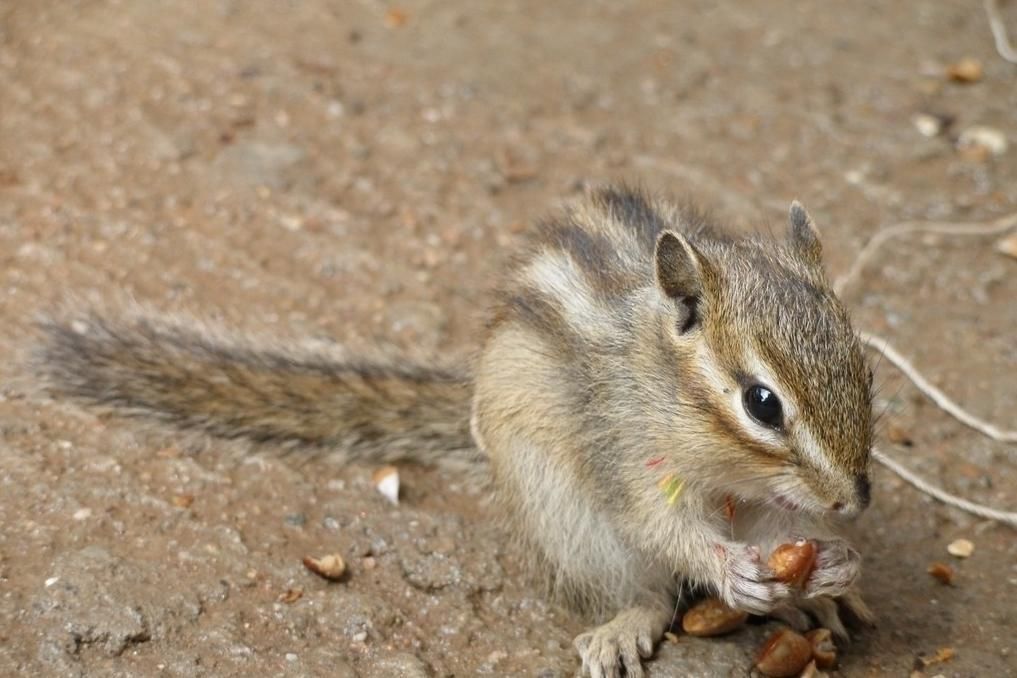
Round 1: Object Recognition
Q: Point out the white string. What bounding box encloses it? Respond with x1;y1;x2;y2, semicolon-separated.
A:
832;212;1017;525
858;331;1017;443
985;0;1017;64
833;211;1017;297
872;448;1017;528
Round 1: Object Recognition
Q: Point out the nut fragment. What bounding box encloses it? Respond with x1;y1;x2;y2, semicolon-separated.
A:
927;562;955;586
996;232;1017;260
767;540;817;588
919;646;956;668
958;126;1008;157
805;628;837;669
886;423;914;447
372;465;400;505
946;57;983;83
680;597;748;637
384;8;408;28
303;553;347;581
946;538;974;558
755;628;813;677
278;588;303;604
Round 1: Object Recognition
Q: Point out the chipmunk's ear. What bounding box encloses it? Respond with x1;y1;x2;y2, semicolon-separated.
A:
655;230;703;331
788;201;823;267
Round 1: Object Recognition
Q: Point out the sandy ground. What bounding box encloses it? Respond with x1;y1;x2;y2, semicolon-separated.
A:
1;1;1016;676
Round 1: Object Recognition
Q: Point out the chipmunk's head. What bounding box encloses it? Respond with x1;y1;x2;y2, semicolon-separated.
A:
654;202;872;517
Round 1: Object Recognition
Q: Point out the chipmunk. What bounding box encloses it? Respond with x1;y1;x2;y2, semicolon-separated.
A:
35;186;874;678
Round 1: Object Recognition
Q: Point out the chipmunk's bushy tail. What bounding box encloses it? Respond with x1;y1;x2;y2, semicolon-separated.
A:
34;312;479;466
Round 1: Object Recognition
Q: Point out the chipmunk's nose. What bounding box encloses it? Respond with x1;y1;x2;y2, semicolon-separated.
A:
831;474;870;516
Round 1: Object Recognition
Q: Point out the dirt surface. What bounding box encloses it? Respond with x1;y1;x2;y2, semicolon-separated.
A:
1;2;1016;676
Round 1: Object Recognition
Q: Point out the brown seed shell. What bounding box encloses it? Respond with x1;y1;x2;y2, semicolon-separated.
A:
805;628;837;669
768;540;817;588
680;597;748;637
946;57;983;83
946;538;974;558
755;628;813;677
927;562;955;586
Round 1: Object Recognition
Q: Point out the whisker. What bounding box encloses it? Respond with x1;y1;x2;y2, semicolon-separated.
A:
670;578;686;631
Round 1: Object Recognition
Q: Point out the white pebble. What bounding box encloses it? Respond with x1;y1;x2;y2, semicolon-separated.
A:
912;113;942;138
44;577;60;587
72;508;92;521
326;100;344;118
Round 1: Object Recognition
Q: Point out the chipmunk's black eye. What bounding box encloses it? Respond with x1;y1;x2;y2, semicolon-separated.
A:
743;384;783;429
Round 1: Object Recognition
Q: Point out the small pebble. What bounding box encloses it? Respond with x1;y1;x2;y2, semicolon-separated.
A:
72;508;92;521
912;113;943;138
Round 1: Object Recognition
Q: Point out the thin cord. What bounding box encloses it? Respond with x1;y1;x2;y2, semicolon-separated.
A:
985;0;1017;64
872;448;1017;528
858;332;1017;443
833;211;1017;297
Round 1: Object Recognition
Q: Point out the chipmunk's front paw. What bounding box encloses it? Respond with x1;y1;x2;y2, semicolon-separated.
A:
719;544;791;615
806;538;861;599
573;606;665;678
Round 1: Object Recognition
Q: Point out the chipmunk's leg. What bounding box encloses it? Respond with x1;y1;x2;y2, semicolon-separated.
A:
773;588;874;640
768;602;812;631
574;602;672;678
